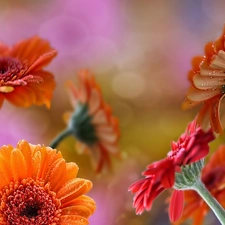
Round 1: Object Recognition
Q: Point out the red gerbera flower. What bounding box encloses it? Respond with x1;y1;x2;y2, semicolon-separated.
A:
0;36;57;108
182;25;225;133
129;119;214;222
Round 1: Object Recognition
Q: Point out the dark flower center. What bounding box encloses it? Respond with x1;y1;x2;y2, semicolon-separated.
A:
0;56;25;83
69;103;98;145
0;179;61;225
21;204;39;218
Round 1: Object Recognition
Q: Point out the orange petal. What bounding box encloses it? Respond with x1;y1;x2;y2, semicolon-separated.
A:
191;56;203;71
96;127;118;143
92;109;108;124
210;96;223;133
0;153;13;185
10;148;27;181
26;50;57;74
88;89;101;115
11;36;55;67
193;74;225;90
36;147;60;180
181;97;201;110
60;215;89;225
5;86;36;107
64;195;96;212
61;205;93;218
27;70;56;108
66;162;79;181
200;61;225;76
57;179;92;203
196;102;210;126
31;149;42;180
0;169;11;189
187;86;221;102
210;50;225;70
45;158;67;192
17;140;32;177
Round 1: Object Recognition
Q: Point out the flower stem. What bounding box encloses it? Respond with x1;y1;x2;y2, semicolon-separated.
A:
193;179;225;224
50;128;72;149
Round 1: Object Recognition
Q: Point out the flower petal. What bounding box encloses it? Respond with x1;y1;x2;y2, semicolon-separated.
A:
66;162;79;180
193;73;225;90
187;86;221;102
169;190;184;222
210;95;224;133
11;148;27;181
11;36;55;66
26;50;57;74
60;215;89;225
17;140;32;177
57;179;92;204
61;205;92;218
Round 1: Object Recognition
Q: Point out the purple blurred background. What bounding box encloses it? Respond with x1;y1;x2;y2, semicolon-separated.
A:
1;0;225;224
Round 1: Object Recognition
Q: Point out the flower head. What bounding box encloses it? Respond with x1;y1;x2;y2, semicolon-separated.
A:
182;25;225;133
65;69;120;173
0;140;96;224
0;36;57;108
128;119;214;222
174;145;225;225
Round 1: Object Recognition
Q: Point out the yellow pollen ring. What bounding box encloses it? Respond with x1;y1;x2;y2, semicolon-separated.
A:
0;86;14;93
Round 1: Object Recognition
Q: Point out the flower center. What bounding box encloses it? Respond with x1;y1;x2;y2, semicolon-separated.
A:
0;178;61;225
0;57;25;83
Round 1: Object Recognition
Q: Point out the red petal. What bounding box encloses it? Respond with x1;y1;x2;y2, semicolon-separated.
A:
169;190;184;222
161;168;175;188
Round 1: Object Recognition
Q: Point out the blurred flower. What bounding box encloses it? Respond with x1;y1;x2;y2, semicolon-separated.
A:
128;119;214;222
65;69;120;173
174;145;225;225
0;140;96;224
0;36;57;108
182;25;225;133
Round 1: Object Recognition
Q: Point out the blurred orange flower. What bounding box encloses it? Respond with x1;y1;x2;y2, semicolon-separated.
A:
0;140;96;225
66;69;120;173
174;145;225;225
182;25;225;133
0;36;57;108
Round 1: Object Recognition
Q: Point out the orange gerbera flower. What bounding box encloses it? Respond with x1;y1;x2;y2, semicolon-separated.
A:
173;145;225;225
0;36;57;108
0;140;96;225
65;69;120;173
182;25;225;133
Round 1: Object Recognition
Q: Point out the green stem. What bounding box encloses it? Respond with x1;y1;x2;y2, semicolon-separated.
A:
50;128;72;149
193;179;225;224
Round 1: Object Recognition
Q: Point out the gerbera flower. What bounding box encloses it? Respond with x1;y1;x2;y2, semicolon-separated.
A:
174;144;225;225
0;140;96;225
128;119;214;222
0;36;57;108
50;69;120;173
182;25;225;133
